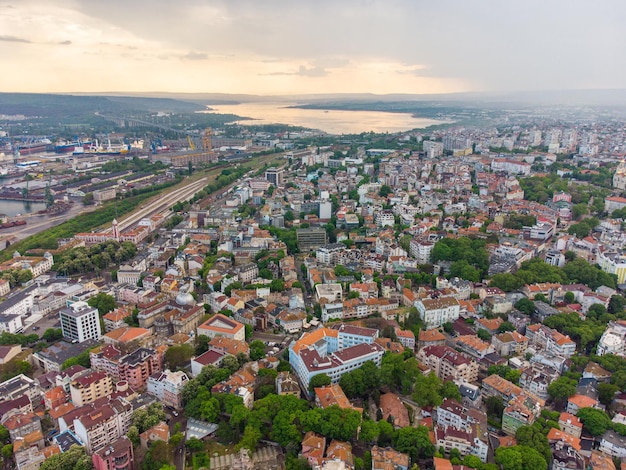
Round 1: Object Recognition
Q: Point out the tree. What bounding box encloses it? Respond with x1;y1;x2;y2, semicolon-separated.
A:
564;291;576;304
393;426;435;462
609;295;626;314
165;344;194;370
87;292;117;316
495;445;547;470
477;329;491;341
42;328;63;342
185;437;205;453
496;321;516;334
82;192;94;205
309;373;331;391
598;383;619;407
127;425;140;447
486;396;504;421
249;340;266;361
379;185;392;197
515;425;551;465
40;444;93;470
577;407;612;436
411;372;443;407
359;419;380;444
547;377;576;407
515;298;535;316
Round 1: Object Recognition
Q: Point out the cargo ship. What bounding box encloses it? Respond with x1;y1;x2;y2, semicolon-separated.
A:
18;139;52;155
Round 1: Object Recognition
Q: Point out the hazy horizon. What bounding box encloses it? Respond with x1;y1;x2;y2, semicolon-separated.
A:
1;1;624;97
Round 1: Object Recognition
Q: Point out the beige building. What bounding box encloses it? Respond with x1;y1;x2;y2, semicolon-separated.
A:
69;370;114;407
416;345;478;383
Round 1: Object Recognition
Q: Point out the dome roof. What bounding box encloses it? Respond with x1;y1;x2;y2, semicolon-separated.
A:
176;292;196;306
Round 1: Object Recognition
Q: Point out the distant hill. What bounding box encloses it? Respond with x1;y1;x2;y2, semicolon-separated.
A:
65;89;626;107
0;93;204;118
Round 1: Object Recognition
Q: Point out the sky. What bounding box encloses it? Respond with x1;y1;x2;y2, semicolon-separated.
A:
0;0;624;96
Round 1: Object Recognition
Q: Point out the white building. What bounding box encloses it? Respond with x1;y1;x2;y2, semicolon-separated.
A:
59;301;102;343
415;296;461;329
375;210;395;228
289;326;384;389
147;369;190;410
597;321;626;357
598;251;626;285
409;239;434;264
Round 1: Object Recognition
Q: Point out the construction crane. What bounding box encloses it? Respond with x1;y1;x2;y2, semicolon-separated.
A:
202;128;212;151
187;135;196;151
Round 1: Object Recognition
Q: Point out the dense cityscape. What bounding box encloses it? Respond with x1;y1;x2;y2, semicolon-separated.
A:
0;95;624;470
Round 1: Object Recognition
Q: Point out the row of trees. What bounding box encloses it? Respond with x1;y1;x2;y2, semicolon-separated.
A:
490;257;617;292
431;237;490;280
53;240;137;276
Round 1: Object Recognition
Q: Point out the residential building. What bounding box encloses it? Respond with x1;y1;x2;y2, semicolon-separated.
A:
59;301;102;343
379;393;410;428
314;384;363;414
70;398;133;454
559;412;583;439
502;394;542;436
598;251;626;285
525;324;576;357
289;327;385;389
434;424;489;462
276;372;301;397
69;371;114;407
146;369;189;409
567;394;599;415
92;436;134;470
416;346;478;383
518;363;560;400
415;296;461;329
371;446;409;470
455;335;495;360
265;167;284;187
90;345;164;390
599;430;626;458
491;331;528;357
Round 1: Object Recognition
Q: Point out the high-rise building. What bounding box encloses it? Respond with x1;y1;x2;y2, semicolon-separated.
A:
264;167;284;187
59;301;102;343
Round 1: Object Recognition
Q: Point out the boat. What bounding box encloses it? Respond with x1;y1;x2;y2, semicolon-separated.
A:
18;138;52;155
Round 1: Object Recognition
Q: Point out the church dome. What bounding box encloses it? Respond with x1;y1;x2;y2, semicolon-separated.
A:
176;291;196;306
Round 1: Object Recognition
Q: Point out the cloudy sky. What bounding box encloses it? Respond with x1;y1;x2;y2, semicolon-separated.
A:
0;0;624;95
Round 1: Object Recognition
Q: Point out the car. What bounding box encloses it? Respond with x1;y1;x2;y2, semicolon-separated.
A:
172;411;179;417
32;326;40;331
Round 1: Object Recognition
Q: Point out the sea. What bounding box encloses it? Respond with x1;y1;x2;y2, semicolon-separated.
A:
0;200;46;217
206;102;449;135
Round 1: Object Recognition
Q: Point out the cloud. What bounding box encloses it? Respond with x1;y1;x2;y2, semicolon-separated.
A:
181;51;208;61
262;65;329;77
0;34;30;43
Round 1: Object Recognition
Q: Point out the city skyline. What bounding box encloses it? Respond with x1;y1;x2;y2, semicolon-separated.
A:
0;0;625;95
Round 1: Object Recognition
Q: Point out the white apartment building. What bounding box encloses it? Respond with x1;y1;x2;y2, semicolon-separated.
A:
375;210;395;228
409;239;434;264
72;398;132;454
597;321;626;357
415;296;461;329
289;326;384;389
525;324;576;357
147;369;190;409
316;244;345;265
59;301;102;342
